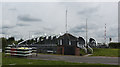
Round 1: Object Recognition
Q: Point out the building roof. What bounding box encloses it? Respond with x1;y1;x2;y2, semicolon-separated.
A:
78;37;85;44
58;33;78;41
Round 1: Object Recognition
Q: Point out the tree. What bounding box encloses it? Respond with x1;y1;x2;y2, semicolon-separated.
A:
7;37;15;44
17;38;24;43
1;37;7;51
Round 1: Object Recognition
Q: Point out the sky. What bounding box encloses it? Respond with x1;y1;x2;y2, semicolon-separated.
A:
0;2;118;43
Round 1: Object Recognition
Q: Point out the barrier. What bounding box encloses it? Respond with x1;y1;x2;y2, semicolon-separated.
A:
5;46;32;57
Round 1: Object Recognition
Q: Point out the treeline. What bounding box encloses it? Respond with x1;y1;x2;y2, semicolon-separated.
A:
1;36;58;51
109;42;120;48
1;37;24;51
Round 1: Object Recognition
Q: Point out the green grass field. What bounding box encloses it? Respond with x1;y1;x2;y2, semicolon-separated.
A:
3;57;81;65
0;52;2;67
2;53;119;66
38;48;119;57
2;55;108;65
2;55;119;67
91;48;119;57
2;53;114;66
1;48;120;67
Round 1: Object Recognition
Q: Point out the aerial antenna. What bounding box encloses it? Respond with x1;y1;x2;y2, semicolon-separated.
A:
65;9;68;33
86;18;88;47
104;24;106;44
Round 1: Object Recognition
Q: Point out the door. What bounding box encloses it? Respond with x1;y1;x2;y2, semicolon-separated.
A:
64;46;75;55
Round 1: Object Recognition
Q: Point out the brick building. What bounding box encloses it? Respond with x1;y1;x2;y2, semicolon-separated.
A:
19;33;85;55
57;33;85;56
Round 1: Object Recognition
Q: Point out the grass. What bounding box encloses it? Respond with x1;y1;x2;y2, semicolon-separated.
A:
2;56;119;67
1;48;120;67
1;52;119;67
91;48;120;57
0;52;2;67
3;57;80;65
2;55;108;65
1;53;114;66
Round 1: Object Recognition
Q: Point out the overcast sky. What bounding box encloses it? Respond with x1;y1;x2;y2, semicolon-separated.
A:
0;2;118;43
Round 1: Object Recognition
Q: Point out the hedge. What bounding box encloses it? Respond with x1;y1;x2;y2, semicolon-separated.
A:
109;42;120;48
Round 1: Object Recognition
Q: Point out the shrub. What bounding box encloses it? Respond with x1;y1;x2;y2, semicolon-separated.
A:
109;42;120;48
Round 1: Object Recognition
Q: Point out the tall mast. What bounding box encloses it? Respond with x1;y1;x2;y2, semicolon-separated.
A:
104;24;106;44
86;18;88;47
65;9;68;33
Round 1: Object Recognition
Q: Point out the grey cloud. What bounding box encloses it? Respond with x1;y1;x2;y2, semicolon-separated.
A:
2;23;29;29
95;29;117;39
78;8;97;14
34;32;43;35
16;23;29;26
78;6;99;17
43;27;54;31
8;8;16;11
0;31;6;34
2;25;15;29
70;23;99;34
1;30;9;35
12;34;23;40
96;33;104;38
17;15;42;22
107;27;118;38
70;25;86;33
29;30;44;35
2;2;117;42
29;27;55;35
106;35;116;38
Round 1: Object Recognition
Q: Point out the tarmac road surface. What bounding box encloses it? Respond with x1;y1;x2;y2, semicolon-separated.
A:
28;54;119;65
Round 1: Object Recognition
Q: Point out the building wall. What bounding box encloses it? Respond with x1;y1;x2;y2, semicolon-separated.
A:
57;45;80;56
75;47;80;56
57;46;64;55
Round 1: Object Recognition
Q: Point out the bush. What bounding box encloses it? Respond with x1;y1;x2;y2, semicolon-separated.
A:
80;49;87;56
109;42;120;48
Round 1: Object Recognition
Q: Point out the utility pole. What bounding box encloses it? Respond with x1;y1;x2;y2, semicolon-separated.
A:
86;18;88;47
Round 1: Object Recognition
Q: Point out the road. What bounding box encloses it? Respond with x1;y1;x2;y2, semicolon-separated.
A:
28;54;119;65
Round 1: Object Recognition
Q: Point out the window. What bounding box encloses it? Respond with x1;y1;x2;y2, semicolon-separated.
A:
60;39;62;45
69;41;71;45
77;42;80;47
